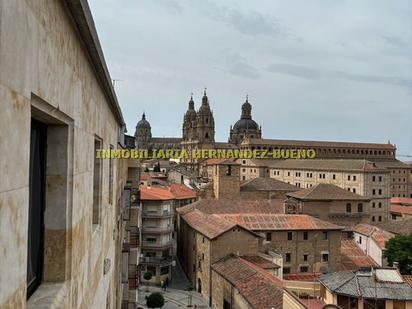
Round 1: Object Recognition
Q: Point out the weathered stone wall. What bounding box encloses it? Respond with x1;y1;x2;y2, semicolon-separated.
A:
0;0;127;307
213;164;240;199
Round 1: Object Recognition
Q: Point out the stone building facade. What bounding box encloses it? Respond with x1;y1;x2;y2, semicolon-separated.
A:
270;159;391;223
0;0;130;308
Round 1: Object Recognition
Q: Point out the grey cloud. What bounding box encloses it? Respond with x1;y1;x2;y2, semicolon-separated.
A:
266;63;411;90
381;35;407;48
221;54;261;79
196;1;281;37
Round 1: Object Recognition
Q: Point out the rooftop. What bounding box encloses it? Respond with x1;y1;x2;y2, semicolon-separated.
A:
269;159;387;172
240;255;280;269
377;218;412;236
240;177;299;192
139;185;175;201
212;254;284;309
391;197;412;206
390;205;412;216
242;138;395;150
319;268;412;300
169;183;197;200
287;183;369;201
353;224;394;249
340;240;378;271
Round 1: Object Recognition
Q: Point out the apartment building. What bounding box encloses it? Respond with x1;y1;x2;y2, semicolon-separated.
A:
0;0;131;308
375;161;412;198
270;159;391;223
139;186;175;284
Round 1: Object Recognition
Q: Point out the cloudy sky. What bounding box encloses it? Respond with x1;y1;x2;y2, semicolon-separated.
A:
89;0;412;157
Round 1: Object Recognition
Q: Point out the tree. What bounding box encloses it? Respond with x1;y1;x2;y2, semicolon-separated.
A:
153;162;161;172
146;292;165;308
143;271;153;281
383;234;412;275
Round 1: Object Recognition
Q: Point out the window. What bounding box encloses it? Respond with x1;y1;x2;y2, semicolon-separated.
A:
332;174;336;180
266;232;272;241
285;253;291;262
93;138;103;226
372;202;375;208
378;202;382;208
322;253;329;262
357;203;363;212
283;267;290;274
379;176;382;182
323;232;328;240
372;189;376;195
287;232;293;240
353;176;356;181
348;175;350;181
353;188;356;193
359;236;362;244
242;176;245;180
27;120;47;297
378;189;382;195
372;176;376;182
160;266;169;275
378;216;382;222
202;237;205;243
300;266;309;273
372;216;375;222
346;203;352;213
303;231;308;240
303;254;308;261
226;165;232;176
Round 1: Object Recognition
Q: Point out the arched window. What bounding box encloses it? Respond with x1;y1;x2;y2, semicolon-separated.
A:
357;203;363;212
346;203;352;213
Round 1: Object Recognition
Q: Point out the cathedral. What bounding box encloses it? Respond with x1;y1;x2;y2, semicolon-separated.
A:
133;90;262;151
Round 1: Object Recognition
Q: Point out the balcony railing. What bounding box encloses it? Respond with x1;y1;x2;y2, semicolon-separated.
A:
141;240;173;249
128;264;138;290
139;256;173;265
141;226;173;234
142;210;172;218
130;226;140;248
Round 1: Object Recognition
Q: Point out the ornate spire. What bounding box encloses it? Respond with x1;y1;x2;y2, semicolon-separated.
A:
142;112;146;120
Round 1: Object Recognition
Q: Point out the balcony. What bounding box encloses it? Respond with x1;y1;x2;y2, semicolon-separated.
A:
128;264;138;290
141;240;173;249
142;210;172;219
139;256;173;266
130;226;140;248
141;226;173;234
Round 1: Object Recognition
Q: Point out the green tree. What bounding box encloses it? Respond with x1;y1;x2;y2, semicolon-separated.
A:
153;162;161;172
146;292;165;308
383;234;412;274
143;271;153;281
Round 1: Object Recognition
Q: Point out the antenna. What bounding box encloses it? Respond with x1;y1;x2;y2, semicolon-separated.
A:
111;78;124;89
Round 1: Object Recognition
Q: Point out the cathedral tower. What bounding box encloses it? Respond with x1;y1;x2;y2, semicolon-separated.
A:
135;113;152;149
196;89;215;144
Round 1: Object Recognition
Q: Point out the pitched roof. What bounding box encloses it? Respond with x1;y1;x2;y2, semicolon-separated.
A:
283;273;321;282
377;218;412;236
242;138;395;150
319;268;412;300
353;224;394;249
287;183;369;201
403;276;412;288
390;205;412;216
269;159;387;172
391;197;412;206
340;240;378;271
169;183;197;200
240;255;280;269
218;214;343;231
139;185;175;200
176;198;284;216
212;255;284;309
374;160;412;169
240;177;299;192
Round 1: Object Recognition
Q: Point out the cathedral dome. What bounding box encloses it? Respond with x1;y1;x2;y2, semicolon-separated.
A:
233;118;259;130
136;113;151;129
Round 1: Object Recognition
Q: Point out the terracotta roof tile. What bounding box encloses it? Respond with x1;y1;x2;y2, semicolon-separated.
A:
240;177;299;192
287;183;369;201
353;224;394;249
283;273;321;282
219;214;343;231
240;255;280;269
169;183;197;200
140;185;175;200
212;255;283;309
403;275;412;288
390;205;412;215
391;197;412;206
340;239;378;271
243;138;395;150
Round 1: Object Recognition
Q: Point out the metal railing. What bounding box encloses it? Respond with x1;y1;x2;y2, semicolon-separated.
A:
141;240;173;249
129;226;140;248
139;256;173;265
141;226;173;234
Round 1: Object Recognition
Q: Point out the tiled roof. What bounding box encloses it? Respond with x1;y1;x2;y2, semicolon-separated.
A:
377;218;412;236
340;240;378;271
287;183;369;201
218;214;343;231
391;197;412;206
283;273;321;282
403;276;412;288
319;269;412;300
240;177;299;192
212;255;283;309
269;159;387;172
176;198;284;216
242;138;395;149
140;185;175;200
169;183;197;200
374;160;412;169
390;205;412;216
353;224;394;249
299;298;326;309
240;255;280;269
